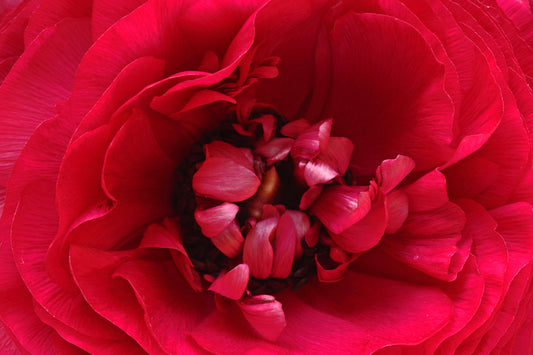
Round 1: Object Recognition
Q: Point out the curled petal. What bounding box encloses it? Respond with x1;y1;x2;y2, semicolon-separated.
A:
311;185;372;234
195;203;239;238
238;295;286;342
329;190;388;253
208;264;250;300
193;157;260;202
211;221;245;258
243;218;277;279
291;119;332;160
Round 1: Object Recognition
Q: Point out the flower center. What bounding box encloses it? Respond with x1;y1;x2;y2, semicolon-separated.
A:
175;101;357;295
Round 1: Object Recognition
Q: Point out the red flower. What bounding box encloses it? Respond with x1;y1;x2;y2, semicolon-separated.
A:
1;0;533;353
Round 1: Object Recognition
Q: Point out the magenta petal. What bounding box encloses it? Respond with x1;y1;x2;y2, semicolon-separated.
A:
329;191;388;253
311;185;372;234
385;190;409;234
195;202;239;238
243;218;276;279
193;157;260;202
255;137;294;165
208;264;250;300
376;155;416;194
271;214;297;279
211;221;245;258
291;119;332;160
238;295;286;342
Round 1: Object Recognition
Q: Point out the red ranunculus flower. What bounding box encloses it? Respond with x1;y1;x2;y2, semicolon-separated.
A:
1;0;533;353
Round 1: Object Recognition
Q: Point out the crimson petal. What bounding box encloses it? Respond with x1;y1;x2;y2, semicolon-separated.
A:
311;185;372;234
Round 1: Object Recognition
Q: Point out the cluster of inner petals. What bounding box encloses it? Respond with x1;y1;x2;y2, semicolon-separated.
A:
190;100;417;285
169;101;417;340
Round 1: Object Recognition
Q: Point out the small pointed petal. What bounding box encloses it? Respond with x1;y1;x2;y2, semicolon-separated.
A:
311;185;372;234
205;141;254;170
317;136;354;176
376;155;416;194
255;138;294;165
299;184;323;210
211;221;244;258
329;190;388;253
281;118;311;138
291;119;332;160
238;295;286;342
385;190;409;234
194;202;239;238
243;218;277;279
193;157;260;202
208;264;250;300
271;214;297;279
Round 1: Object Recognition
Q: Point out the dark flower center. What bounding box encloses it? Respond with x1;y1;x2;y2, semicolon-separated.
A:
174;102;356;295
